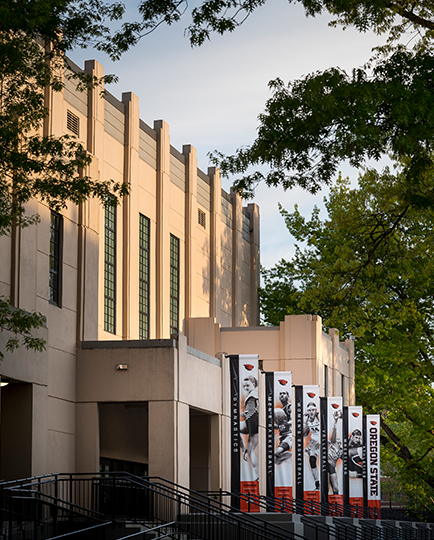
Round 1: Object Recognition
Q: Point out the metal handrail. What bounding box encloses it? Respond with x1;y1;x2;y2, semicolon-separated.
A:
146;479;426;540
45;520;112;540
113;521;178;540
2;473;433;540
116;473;307;540
3;473;308;540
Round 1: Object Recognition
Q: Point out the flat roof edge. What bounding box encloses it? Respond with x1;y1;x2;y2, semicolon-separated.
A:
81;339;177;349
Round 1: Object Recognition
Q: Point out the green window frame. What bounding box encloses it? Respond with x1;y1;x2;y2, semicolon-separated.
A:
49;211;62;306
139;214;150;339
169;234;180;335
104;200;116;334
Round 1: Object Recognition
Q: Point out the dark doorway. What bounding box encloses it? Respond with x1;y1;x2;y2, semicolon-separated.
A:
1;382;32;480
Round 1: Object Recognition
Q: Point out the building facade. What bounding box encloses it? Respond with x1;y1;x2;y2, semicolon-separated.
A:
0;58;354;493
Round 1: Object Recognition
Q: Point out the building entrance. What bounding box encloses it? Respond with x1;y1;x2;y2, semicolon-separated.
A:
99;402;148;475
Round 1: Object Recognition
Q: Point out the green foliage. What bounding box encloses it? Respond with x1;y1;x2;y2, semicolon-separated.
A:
259;171;434;512
260;261;303;326
210;49;434;201
134;0;434;47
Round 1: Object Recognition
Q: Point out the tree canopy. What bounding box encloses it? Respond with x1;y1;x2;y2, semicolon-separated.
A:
130;0;434;47
260;171;434;513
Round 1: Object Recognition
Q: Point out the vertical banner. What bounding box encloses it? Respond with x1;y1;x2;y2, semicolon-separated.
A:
342;407;349;506
294;386;304;501
297;385;321;505
321;397;344;508
347;406;364;508
265;373;274;508
266;372;293;507
229;354;260;512
366;414;381;516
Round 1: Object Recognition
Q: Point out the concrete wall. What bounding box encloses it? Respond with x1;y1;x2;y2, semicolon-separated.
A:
0;55;260;479
188;314;355;406
75;335;223;485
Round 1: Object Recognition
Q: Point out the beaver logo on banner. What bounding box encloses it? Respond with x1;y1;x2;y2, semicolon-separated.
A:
229;354;259;512
320;397;344;508
366;414;381;515
294;385;321;507
346;406;364;508
265;372;292;507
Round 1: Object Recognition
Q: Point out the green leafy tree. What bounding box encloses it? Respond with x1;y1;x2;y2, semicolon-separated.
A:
260;170;434;514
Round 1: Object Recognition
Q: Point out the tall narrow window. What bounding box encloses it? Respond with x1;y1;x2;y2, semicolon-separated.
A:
169;234;180;335
341;374;345;402
139;214;150;339
49;211;62;306
104;199;116;334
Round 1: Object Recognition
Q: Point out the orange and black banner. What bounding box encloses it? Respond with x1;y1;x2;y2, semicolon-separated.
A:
265;372;293;509
347;406;364;510
366;414;381;515
230;355;241;509
294;385;321;509
265;372;275;507
229;354;260;512
343;407;349;506
294;386;304;501
320;397;344;510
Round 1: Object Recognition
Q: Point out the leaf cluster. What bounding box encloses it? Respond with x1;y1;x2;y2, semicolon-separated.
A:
124;0;434;48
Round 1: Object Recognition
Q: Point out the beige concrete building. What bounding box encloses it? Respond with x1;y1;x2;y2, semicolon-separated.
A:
0;58;354;492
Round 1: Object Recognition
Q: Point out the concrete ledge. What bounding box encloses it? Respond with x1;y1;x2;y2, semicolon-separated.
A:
81;339;177;349
187;346;221;367
220;326;279;332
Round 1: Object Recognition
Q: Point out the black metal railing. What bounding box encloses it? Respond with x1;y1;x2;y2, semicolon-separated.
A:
0;473;305;540
1;473;433;540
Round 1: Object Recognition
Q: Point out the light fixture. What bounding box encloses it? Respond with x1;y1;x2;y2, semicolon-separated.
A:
116;364;129;371
0;381;9;387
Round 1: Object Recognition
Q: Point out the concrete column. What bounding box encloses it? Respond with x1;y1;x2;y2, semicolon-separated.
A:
45;43;64;138
209;167;222;322
183;145;198;327
32;383;48;476
75;402;99;473
148;401;176;480
155;120;171;338
76;60;105;343
85;60;105;159
122;92;140;339
344;337;355;405
210;414;221;491
248;203;260;326
231;189;243;327
177;401;190;488
43;44;53;138
329;328;339;396
220;353;231;492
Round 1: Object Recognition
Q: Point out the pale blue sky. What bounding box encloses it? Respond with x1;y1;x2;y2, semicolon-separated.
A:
72;0;387;269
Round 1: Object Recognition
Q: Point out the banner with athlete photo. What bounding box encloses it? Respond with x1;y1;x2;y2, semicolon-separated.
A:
294;385;321;506
229;354;259;512
346;406;364;508
265;372;292;506
366;414;381;514
320;397;344;507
